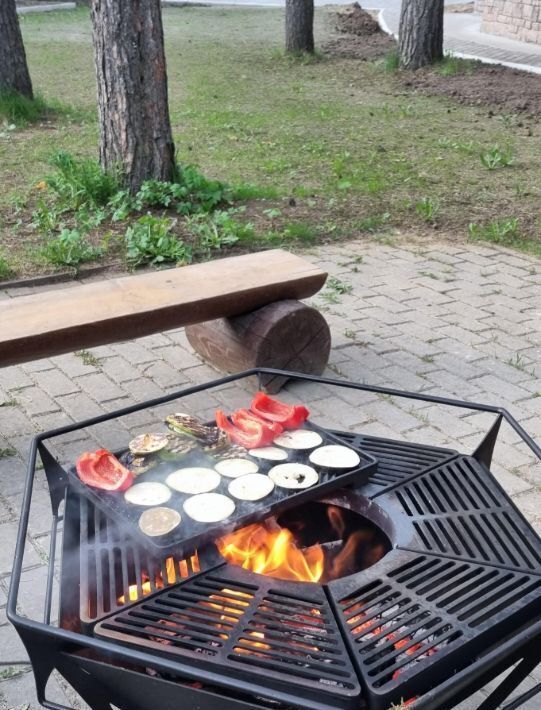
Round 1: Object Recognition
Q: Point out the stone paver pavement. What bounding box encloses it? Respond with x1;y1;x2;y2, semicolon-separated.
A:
0;239;540;708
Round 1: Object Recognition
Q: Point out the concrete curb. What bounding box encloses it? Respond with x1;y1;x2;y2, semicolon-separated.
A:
377;8;541;76
17;3;76;14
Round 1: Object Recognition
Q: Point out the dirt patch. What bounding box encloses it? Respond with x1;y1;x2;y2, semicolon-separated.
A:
334;2;380;36
324;3;395;60
325;4;541;116
408;65;541;117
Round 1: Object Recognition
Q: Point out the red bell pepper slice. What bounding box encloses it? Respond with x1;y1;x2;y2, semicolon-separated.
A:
250;392;309;429
76;449;134;492
215;410;274;449
231;408;283;437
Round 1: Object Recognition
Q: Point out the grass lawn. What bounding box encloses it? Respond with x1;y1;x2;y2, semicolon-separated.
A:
0;5;540;278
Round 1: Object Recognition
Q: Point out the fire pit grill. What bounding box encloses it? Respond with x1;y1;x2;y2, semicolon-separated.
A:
8;368;541;710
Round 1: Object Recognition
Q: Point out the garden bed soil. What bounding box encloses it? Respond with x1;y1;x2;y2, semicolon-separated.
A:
325;4;541;117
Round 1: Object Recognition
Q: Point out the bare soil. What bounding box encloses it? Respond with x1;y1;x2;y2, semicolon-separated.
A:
325;4;541;117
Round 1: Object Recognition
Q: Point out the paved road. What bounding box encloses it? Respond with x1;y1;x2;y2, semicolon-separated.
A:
0;238;540;708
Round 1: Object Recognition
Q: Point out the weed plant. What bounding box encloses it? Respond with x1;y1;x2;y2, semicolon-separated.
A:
125;215;190;266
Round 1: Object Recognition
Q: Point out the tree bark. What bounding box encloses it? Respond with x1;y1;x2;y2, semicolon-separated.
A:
0;0;33;98
285;0;314;54
398;0;444;70
90;0;176;193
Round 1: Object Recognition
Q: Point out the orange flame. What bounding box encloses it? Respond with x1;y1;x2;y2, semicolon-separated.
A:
217;523;324;583
118;553;200;604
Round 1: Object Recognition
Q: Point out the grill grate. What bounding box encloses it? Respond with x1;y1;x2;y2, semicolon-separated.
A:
74;494;220;625
392;456;541;573
330;551;541;710
94;566;362;709
333;431;456;492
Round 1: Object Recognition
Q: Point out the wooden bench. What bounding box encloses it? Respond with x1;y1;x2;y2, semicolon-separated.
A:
1;249;330;392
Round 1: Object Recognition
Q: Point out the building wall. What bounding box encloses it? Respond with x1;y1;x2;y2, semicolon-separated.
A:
481;0;541;45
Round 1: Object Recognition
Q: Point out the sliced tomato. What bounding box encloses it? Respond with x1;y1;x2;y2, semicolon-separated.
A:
76;449;134;492
215;410;274;449
231;408;283;437
250;392;309;429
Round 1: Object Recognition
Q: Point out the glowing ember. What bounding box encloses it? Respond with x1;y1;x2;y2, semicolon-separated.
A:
217;523;325;583
118;553;200;604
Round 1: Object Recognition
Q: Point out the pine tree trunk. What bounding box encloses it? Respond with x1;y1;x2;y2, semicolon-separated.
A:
90;0;176;194
0;0;33;98
398;0;444;70
285;0;314;54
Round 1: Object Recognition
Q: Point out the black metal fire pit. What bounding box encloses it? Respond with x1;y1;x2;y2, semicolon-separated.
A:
8;369;541;710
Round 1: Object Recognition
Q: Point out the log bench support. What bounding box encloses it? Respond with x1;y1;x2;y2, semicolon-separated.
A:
186;299;331;393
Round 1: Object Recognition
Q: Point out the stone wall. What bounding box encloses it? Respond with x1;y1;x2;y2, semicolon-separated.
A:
481;0;541;45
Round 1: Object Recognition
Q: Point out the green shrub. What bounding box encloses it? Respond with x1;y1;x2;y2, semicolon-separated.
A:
468;218;520;244
415;196;439;222
125;215;189;266
32;199;61;235
480;145;515;170
187;209;254;258
383;51;399;72
46;151;120;210
135;165;230;214
0;91;49;125
0;250;13;279
42;228;102;266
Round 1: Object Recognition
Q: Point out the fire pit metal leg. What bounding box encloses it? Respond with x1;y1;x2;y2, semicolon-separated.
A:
477;647;541;710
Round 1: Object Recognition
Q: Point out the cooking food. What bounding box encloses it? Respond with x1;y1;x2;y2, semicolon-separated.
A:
273;429;323;451
124;482;172;507
309;445;361;469
231;409;283;437
214;443;250;461
129;433;169;455
228;473;275;501
248;446;288;462
138;507;181;537
165;413;223;444
215;458;259;478
119;451;156;476
215;410;275;449
159;434;198;461
250;392;309;429
166;467;221;495
183;493;236;522
268;463;319;489
76;449;134;492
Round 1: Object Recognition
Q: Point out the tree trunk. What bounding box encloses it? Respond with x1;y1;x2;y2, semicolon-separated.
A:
0;0;33;98
285;0;314;54
90;0;176;194
398;0;444;70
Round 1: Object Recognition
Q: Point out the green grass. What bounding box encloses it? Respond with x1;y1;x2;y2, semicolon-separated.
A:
0;6;540;276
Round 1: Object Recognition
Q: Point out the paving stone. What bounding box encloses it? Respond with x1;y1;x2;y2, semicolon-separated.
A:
52;352;100;378
140;360;188;389
76;372;125;403
111;341;156;365
99;355;141;384
37;369;80;398
0;408;35;437
16;386;60;417
56;392;104;421
0;523;41;575
0;367;33;391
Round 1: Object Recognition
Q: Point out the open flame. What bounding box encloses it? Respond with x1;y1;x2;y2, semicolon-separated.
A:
118;553;200;604
217;523;325;583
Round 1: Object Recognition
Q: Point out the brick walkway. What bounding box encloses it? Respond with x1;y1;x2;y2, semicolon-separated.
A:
0;240;540;708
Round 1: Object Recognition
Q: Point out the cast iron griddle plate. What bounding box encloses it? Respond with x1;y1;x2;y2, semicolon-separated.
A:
66;421;377;556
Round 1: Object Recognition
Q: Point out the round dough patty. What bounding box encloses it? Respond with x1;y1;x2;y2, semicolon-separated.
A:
183;493;235;523
309;445;361;469
138;507;181;537
166;467;221;494
248;446;288;462
228;473;275;501
273;429;323;450
215;458;259;478
268;463;319;489
124;482;172;507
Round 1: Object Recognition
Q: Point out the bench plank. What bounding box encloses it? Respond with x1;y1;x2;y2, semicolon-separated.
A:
1;250;327;367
